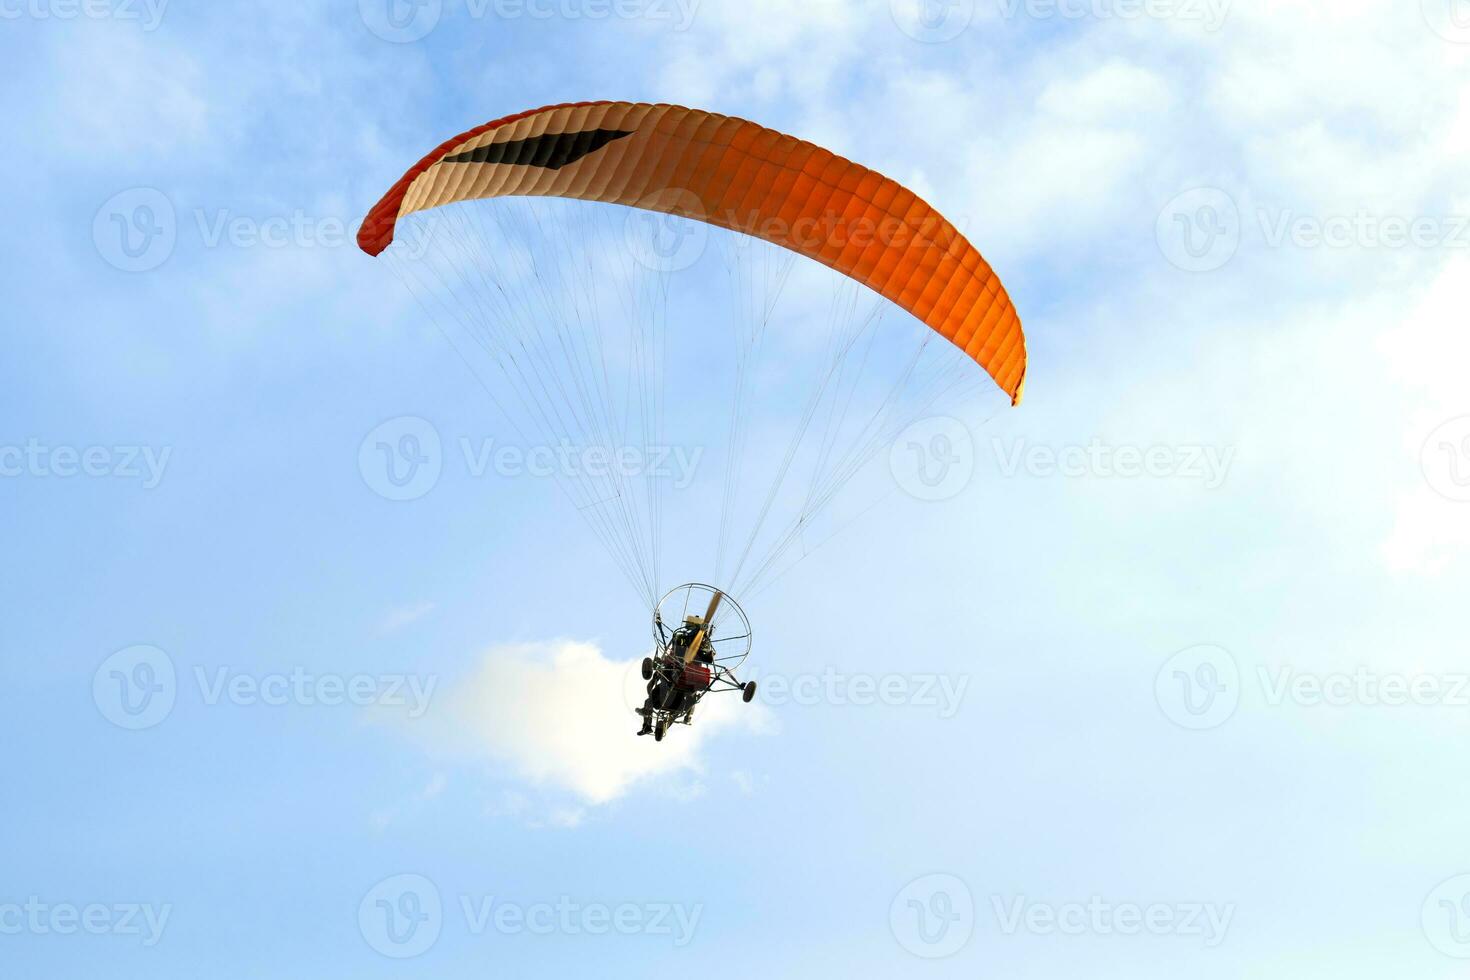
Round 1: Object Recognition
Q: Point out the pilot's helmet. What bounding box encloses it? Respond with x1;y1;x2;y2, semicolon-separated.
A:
683;614;705;627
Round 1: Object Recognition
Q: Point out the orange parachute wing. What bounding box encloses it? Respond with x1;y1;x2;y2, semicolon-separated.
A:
359;101;1026;404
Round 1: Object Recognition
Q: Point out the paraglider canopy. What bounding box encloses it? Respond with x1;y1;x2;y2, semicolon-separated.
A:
359;101;1026;404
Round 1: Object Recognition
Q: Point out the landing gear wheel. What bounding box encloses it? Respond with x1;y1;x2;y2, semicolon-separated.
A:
641;657;655;681
654;717;669;742
742;681;757;703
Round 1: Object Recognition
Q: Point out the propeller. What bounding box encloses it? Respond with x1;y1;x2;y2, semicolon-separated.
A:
682;590;724;664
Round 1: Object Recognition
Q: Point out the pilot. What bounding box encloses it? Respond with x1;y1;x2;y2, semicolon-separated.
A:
637;614;712;735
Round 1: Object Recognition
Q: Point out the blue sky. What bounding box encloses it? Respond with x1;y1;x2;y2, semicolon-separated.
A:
4;1;1470;977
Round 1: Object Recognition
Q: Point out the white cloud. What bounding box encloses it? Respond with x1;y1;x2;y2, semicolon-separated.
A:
427;640;772;809
656;0;866;110
1378;256;1470;575
1035;58;1176;121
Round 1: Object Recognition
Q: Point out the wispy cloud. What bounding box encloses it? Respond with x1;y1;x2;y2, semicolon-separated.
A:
370;773;449;832
378;600;437;634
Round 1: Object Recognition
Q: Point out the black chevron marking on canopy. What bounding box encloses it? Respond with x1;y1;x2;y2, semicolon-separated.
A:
443;128;636;171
